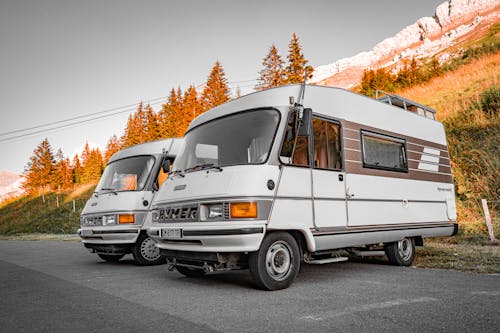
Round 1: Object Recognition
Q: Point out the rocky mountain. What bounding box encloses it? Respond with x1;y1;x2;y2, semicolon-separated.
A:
0;171;24;203
309;0;500;88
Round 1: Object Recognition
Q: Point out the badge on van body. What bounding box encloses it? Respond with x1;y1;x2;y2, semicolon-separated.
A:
174;184;186;191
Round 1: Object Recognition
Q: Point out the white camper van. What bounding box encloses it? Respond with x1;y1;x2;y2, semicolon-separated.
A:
79;138;182;265
147;85;457;289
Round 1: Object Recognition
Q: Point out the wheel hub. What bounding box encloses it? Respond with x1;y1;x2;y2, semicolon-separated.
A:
140;237;161;261
265;241;292;280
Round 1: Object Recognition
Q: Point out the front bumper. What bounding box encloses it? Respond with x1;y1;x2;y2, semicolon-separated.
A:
78;225;141;244
147;222;266;253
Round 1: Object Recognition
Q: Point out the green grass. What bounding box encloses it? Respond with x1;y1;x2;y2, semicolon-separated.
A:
0;186;95;235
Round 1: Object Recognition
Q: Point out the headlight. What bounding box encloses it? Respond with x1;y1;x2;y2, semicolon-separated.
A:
207;204;223;219
103;215;117;225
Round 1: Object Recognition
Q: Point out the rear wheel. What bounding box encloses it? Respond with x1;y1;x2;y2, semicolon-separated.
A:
176;266;206;277
384;237;415;266
249;232;300;291
132;233;165;266
97;254;124;262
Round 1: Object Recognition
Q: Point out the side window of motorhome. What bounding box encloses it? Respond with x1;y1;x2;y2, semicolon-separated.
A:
280;112;309;166
312;118;341;169
361;131;407;171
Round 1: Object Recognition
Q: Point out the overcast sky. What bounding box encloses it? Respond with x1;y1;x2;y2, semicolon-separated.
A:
0;0;444;174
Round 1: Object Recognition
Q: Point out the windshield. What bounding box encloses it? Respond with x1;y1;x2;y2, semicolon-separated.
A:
95;156;155;192
173;109;280;172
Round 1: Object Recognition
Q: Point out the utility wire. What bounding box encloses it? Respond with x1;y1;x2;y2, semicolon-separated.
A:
0;96;167;137
0;78;256;143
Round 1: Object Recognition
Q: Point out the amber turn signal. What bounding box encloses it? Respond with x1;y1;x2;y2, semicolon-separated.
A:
230;202;257;218
118;214;135;223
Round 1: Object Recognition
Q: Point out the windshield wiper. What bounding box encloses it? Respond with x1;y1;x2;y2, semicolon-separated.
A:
184;163;223;174
99;187;118;195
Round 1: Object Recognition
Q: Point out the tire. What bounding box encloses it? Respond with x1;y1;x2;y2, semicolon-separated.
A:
132;233;165;266
249;232;300;291
176;266;206;277
98;254;124;262
384;237;416;266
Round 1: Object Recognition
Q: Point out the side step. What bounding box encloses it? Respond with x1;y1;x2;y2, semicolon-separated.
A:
306;256;349;265
351;250;386;257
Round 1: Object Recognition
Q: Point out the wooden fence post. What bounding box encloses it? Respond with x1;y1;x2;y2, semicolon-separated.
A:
481;199;497;242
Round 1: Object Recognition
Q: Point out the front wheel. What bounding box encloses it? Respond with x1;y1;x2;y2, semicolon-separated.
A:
384;237;415;266
132;233;165;266
249;232;300;291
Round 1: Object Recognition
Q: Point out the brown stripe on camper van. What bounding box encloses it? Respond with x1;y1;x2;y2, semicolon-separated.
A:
343;138;361;150
343;120;449;152
345;160;453;183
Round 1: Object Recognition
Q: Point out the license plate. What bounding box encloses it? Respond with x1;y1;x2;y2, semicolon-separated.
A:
81;229;92;237
161;228;182;239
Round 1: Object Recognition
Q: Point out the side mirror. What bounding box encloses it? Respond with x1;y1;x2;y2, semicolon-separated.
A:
162;159;171;173
298;108;312;137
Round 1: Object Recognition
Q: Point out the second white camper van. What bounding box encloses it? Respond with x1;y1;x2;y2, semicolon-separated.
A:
79;138;182;265
147;85;457;289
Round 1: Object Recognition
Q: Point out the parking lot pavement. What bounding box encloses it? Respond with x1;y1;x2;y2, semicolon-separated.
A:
1;240;499;332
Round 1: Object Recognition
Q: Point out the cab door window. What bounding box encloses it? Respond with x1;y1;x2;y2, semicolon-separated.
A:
280;112;310;166
312;118;341;170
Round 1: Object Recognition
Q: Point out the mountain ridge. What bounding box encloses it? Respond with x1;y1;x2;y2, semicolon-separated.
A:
309;0;500;88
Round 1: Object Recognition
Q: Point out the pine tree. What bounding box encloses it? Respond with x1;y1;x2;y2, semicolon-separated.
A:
182;85;203;132
201;61;230;110
53;149;73;190
104;135;121;163
145;105;161;141
72;154;83;185
359;68;395;97
121;102;147;148
81;147;104;184
22;138;56;195
256;44;286;90
285;33;313;84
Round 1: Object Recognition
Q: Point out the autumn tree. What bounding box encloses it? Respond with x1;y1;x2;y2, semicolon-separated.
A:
159;88;184;138
52;149;73;190
201;61;230;110
22;138;56;196
72;154;83;185
121;102;148;148
182;85;203;131
285;33;313;84
396;57;423;88
256;44;286;90
104;135;121;163
359;68;396;97
80;143;104;184
145;105;161;141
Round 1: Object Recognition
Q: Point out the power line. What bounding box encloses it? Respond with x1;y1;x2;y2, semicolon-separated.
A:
0;99;166;144
0;77;257;143
0;96;167;137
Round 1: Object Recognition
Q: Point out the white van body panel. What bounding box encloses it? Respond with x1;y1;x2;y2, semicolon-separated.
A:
79;138;183;245
149;85;456;259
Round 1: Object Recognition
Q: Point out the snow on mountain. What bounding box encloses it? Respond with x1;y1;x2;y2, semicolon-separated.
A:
0;171;24;202
309;0;500;89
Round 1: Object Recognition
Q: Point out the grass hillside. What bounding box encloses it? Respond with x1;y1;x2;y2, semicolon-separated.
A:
0;184;95;235
398;52;499;236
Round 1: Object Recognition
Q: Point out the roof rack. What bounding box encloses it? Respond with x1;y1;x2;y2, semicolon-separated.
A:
375;90;436;120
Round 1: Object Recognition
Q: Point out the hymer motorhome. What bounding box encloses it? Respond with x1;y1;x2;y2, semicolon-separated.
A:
79;138;182;265
147;85;457;289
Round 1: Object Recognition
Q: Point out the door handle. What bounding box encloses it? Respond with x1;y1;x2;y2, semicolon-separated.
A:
338;174;344;182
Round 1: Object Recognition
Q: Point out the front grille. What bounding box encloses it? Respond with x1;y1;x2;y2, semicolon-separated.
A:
155;205;198;223
223;203;230;220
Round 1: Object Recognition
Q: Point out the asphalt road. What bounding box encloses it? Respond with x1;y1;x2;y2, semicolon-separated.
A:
0;240;499;332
